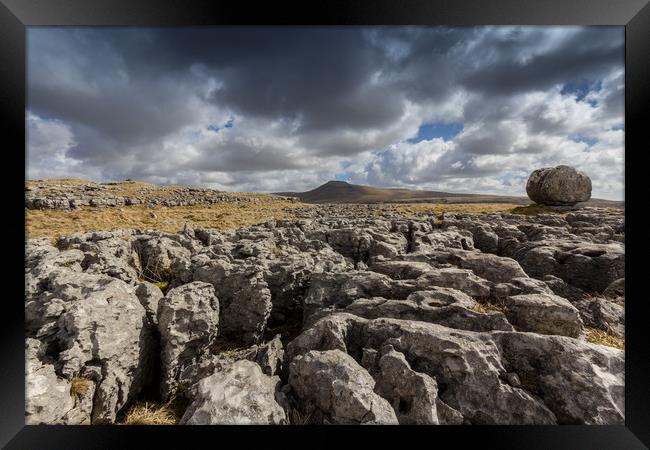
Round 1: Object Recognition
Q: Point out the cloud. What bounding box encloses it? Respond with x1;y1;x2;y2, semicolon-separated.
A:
27;26;624;200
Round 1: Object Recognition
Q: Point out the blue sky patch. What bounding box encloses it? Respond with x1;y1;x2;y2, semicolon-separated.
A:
407;122;464;143
207;118;234;133
334;161;354;181
561;79;602;106
569;133;598;147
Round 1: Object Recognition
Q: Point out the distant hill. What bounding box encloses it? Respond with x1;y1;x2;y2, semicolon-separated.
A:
274;180;624;207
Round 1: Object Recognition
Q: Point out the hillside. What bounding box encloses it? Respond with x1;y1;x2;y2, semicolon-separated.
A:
275;180;624;207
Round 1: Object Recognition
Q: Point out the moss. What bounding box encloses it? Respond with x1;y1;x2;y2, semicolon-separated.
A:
153;280;170;293
138;265;172;294
159;266;172;281
585;327;624;350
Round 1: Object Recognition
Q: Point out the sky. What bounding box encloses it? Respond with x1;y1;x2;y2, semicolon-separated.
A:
26;26;624;200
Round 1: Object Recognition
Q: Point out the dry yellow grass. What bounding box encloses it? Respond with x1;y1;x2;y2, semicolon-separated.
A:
26;201;535;239
509;204;569;215
26;198;307;239
287;408;313;425
121;402;178;425
69;377;93;401
393;202;522;218
26;178;541;241
120;384;190;425
28;178;90;186
585;327;624;350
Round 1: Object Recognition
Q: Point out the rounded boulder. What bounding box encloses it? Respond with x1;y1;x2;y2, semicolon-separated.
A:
526;165;592;206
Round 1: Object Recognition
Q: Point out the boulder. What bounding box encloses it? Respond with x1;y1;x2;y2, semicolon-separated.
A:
179;360;286;425
343;295;513;332
371;345;442;424
288;349;399;424
194;260;273;345
25;339;94;425
158;281;220;400
445;250;529;284
603;278;625;299
287;314;556;424
503;293;584;337
176;334;285;390
135;282;164;326
416;268;491;298
33;271;154;424
495;331;624;424
526;165;592;206
573;297;625;338
303;271;415;321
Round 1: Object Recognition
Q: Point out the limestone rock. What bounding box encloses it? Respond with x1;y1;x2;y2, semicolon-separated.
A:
372;345;441;424
495;331;624;424
180;360;286;425
288;349;399;424
503;293;584;337
135;282;164;326
34;270;153;424
526;165;592;206
158;281;219;400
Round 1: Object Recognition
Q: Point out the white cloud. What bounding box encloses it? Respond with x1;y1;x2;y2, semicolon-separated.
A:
26;27;624;200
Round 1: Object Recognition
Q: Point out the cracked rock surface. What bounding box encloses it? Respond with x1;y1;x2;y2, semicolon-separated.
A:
25;205;624;424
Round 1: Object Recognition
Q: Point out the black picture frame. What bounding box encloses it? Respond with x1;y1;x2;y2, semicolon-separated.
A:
2;0;648;448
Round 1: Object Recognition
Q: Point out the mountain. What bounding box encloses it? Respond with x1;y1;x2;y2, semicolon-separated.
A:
273;180;529;204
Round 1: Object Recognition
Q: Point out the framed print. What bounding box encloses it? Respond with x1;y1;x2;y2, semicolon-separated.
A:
2;0;649;448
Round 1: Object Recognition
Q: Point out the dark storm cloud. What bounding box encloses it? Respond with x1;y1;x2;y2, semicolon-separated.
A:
92;28;404;132
460;27;624;95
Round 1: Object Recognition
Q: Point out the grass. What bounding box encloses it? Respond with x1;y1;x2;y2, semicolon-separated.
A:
472;302;507;314
121;402;178;425
211;337;245;357
120;384;190;425
585;327;624;350
286;408;313;425
134;251;172;293
509;204;568;215
69;377;93;401
26;199;305;239
393;203;522;218
26;177;532;240
28;178;90;186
